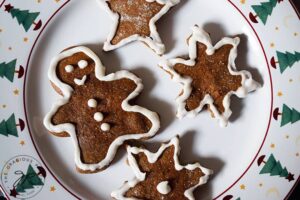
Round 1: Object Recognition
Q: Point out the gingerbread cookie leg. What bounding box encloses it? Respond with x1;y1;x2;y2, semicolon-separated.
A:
44;46;160;173
160;25;260;127
112;136;212;200
98;0;180;55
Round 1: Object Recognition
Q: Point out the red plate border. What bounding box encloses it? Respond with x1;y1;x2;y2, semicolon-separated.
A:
213;1;274;199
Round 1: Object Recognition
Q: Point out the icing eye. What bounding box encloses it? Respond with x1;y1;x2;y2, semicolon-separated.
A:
78;60;88;69
94;112;104;122
65;65;74;73
101;123;110;131
88;99;97;108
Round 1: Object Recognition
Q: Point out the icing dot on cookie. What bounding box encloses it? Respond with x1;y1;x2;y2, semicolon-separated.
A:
78;60;88;69
65;65;74;73
157;181;171;195
88;99;97;108
94;112;104;122
101;123;110;131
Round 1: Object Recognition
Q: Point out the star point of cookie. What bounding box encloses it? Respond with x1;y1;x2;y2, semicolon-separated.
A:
111;136;212;200
160;25;260;127
98;0;180;55
43;46;160;173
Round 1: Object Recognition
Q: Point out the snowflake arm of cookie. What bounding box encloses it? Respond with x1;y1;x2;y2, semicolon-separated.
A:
160;25;260;127
111;136;212;200
43;46;160;172
98;0;180;55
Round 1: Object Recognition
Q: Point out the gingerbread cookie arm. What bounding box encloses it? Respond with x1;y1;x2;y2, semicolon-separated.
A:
111;136;212;200
44;46;160;172
160;25;260;127
98;0;180;55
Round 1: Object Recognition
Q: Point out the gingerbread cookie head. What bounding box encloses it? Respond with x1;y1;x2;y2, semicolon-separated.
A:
160;25;260;127
44;46;160;173
112;136;212;200
98;0;180;55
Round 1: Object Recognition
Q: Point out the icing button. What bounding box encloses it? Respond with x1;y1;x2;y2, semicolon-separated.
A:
94;112;104;122
101;123;110;132
88;99;97;108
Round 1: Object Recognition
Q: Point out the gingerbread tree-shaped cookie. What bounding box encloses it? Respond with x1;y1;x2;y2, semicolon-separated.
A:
98;0;180;55
112;136;212;200
160;25;260;127
44;46;160;173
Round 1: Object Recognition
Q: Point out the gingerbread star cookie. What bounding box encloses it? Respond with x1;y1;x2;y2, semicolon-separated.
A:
44;46;160;173
98;0;180;55
160;25;260;127
112;136;212;200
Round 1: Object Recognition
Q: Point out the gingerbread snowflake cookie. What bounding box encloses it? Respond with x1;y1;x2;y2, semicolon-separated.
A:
112;136;212;200
160;25;260;127
43;46;160;173
98;0;180;55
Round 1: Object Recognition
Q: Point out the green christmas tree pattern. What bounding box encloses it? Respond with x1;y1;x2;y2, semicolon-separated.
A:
2;3;42;32
10;165;46;197
273;104;300;127
15;165;44;193
0;114;25;137
257;154;294;182
0;59;24;82
270;51;300;73
249;0;283;25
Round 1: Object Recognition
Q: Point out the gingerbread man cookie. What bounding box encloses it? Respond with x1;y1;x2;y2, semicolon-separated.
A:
112;136;212;200
44;46;160;173
160;25;260;127
98;0;180;55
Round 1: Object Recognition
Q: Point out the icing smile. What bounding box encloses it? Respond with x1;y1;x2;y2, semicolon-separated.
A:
74;75;87;86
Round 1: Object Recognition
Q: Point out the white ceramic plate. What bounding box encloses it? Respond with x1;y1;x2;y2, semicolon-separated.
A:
0;0;299;199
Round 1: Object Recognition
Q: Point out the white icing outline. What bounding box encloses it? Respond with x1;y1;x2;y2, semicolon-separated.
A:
98;0;180;55
159;25;260;127
43;46;160;172
111;136;212;200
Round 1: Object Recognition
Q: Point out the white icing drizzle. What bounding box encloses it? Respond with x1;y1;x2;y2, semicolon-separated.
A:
78;60;88;69
94;112;104;122
88;99;97;108
43;46;160;172
74;75;87;86
101;123;111;131
65;64;74;73
157;181;171;195
97;0;180;55
159;25;261;127
111;136;213;200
